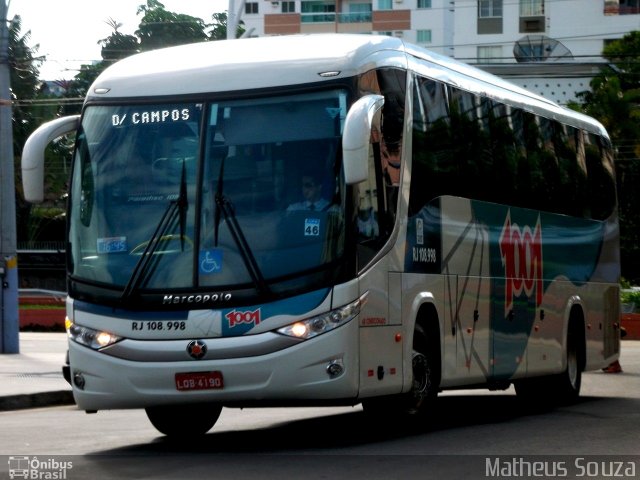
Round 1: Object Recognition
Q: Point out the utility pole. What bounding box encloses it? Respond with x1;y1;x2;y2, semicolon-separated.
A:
0;0;19;353
227;0;246;40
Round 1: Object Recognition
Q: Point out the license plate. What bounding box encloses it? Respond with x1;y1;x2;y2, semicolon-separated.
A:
175;371;224;391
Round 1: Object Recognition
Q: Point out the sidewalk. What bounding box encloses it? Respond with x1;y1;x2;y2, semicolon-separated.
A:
0;332;74;411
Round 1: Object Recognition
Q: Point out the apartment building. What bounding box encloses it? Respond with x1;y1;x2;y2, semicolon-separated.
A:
240;0;639;104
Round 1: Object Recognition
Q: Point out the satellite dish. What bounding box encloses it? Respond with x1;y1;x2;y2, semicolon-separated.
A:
513;35;574;63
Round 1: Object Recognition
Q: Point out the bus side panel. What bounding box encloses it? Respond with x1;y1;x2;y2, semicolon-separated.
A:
405;196;493;387
455;275;493;384
406;195;616;386
583;282;620;370
399;273;453;386
439;195;493;385
528;280;617;376
357;257;404;397
525;278;565;376
471;198;612;380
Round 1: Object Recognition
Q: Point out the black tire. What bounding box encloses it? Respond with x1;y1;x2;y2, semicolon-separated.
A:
145;403;222;437
403;324;438;415
554;320;583;404
515;318;583;406
363;323;438;418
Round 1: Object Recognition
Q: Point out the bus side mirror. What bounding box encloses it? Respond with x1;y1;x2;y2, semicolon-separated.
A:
21;115;80;203
342;94;384;185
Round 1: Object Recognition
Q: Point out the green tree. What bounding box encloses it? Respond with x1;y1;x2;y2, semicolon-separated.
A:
602;31;640;93
62;19;140;116
208;12;245;40
100;18;139;64
8;15;43;154
136;0;208;51
68;3;229;102
8;15;67;246
17;2;228;247
572;31;640;284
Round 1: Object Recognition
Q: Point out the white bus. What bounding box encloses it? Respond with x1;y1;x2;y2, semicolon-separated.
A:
22;34;621;436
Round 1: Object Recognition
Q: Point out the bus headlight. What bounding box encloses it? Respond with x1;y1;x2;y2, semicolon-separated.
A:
276;295;364;340
66;317;122;350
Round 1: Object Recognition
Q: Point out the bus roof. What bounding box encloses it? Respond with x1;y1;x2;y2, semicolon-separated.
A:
88;33;607;138
88;34;406;99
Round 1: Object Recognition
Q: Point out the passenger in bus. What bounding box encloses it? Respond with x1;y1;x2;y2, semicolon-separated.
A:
380;136;402;186
379;123;403;228
358;206;379;239
287;172;332;211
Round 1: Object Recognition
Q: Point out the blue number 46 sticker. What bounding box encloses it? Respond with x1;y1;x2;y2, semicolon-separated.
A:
304;218;320;236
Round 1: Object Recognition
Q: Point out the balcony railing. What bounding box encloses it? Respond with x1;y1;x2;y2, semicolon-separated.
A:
301;13;336;23
301;11;372;23
338;12;372;23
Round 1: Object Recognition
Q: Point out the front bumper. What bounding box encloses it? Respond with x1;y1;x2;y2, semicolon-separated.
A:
67;318;360;410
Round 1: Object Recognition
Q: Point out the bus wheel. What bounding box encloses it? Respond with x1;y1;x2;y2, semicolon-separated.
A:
404;324;437;415
362;324;437;419
554;323;583;404
145;403;222;437
515;321;583;406
404;350;431;415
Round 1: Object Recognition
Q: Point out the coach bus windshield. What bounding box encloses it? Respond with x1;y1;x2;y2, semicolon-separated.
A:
68;90;348;301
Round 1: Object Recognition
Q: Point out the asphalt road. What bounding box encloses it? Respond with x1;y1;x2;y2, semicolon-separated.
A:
1;342;638;480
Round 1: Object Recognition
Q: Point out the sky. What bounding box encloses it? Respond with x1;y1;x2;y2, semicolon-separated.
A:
8;0;227;80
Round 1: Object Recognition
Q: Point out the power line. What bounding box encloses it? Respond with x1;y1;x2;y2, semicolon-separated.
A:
12;97;83;106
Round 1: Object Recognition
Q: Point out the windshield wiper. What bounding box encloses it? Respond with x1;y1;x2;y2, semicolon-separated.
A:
177;161;188;251
122;161;189;300
213;155;269;294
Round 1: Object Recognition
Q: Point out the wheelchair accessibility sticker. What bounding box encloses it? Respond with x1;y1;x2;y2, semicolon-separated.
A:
199;249;223;274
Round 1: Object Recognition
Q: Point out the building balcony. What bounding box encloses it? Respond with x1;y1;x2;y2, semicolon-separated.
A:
337;12;373;23
299;11;372;24
301;13;336;23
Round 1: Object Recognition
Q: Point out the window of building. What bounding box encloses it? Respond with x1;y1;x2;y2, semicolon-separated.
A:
477;45;502;63
621;0;640;12
605;0;640;14
340;3;372;22
520;0;544;16
417;0;432;8
245;2;259;14
417;30;432;44
301;1;336;23
282;1;296;13
478;0;502;17
378;0;392;9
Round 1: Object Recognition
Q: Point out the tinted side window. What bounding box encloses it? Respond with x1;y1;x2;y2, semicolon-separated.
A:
409;72;616;221
585;132;617;220
356;68;407;268
410;76;451;215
